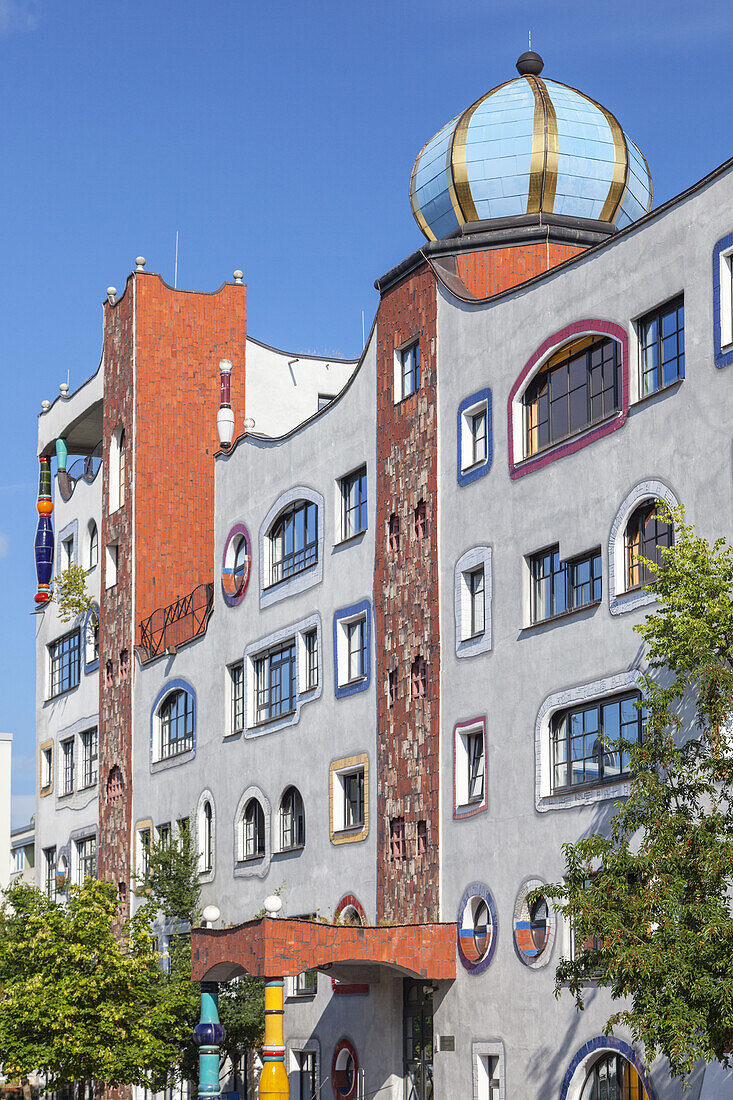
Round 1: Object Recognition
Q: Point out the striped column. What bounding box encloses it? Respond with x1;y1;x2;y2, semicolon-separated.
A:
194;982;225;1100
258;979;288;1099
34;455;54;605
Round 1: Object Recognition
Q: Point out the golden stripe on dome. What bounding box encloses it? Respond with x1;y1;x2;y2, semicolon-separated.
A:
537;77;558;210
409;141;437;241
452;78;516;224
526;76;548;213
597;105;627;223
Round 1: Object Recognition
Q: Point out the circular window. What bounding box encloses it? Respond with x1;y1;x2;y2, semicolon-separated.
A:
457;883;497;974
221;524;251;606
513;878;554;968
332;1039;358;1100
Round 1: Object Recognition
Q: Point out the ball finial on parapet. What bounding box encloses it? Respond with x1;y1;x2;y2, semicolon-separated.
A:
233;270;244;284
106;287;117;304
135;256;146;272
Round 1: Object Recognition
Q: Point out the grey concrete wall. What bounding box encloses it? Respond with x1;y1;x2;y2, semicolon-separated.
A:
434;163;733;1100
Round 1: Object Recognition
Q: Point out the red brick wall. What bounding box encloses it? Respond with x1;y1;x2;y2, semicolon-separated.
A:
134;273;247;628
98;278;135;919
456;241;584;298
375;264;440;923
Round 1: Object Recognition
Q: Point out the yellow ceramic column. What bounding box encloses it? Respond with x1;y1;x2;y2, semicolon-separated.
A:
258;978;288;1099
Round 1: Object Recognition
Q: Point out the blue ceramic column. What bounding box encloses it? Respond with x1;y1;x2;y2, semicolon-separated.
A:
194;982;226;1100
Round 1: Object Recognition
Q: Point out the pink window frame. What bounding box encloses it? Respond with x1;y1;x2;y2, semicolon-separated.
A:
507;320;629;480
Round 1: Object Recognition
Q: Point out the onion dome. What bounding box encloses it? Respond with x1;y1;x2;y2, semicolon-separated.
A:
409;52;652;241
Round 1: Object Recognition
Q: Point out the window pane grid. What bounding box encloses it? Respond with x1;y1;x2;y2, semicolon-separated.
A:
50;630;81;697
640;297;685;396
552;693;643;793
255;643;296;724
62;739;74;794
626;504;674;590
44;847;57;898
77;836;97;882
270;502;318;585
346;620;367;682
230;663;244;732
81;729;98;787
304;630;318;690
531;546;601;622
341;468;367;539
161;691;195;758
524;337;621;456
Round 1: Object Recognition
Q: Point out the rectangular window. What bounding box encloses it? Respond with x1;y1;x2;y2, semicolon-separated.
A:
416;820;427;855
339;466;367;540
530;545;601;623
41;746;53;789
229;661;244;733
346;619;367;683
254;642;296;724
387;668;397;709
44;846;57;898
81;728;98;787
297;1050;317;1100
411;656;426;700
304;629;318;690
294;970;318;996
467;731;485;803
343;769;365;829
551;691;643;793
11;848;25;874
61;737;74;795
61;535;75;569
76;835;97;883
157;821;171;847
388;512;400;553
138;827;151;878
397;341;420;401
469;407;487;467
467;567;485;637
389;817;406;860
477;1054;502;1100
414;500;427;540
105;542;118;588
639;295;684;397
49;629;81;697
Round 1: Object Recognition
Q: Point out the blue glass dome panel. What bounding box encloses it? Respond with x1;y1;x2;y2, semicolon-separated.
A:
412;116;461;240
463;81;535;220
546;81;618;220
616;137;651;228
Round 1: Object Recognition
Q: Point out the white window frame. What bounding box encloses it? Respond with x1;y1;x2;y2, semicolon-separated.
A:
244;616;321;736
60;736;75;795
608;480;679;616
286;1040;320;1100
454;719;487;814
279;786;305;852
258;488;324;610
105;542;118;589
472;1041;505;1100
61;534;75;570
74;834;97;885
41;745;53;790
336;611;368;688
455;547;492;658
719;244;733;350
109;424;125;514
227;660;245;736
461;398;489;472
87;521;99;570
393;338;420;403
80;728;98;788
332;766;365;833
336;464;368;542
233;786;271;878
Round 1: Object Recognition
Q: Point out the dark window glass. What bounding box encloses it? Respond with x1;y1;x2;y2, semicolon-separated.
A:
304;630;318;690
77;835;97;883
399;342;420;399
530;545;601;622
49;630;81;697
269;501;318;586
639;296;684;397
625;503;674;590
411;656;427;699
244;799;265;858
390;817;406;860
254;642;296;724
297;1050;317;1100
202;802;213;871
388;512;400;553
469;407;487;467
414;500;427;540
343;770;364;828
229;662;244;732
88;523;98;569
467;731;485;802
346;619;367;682
524;337;621;456
387;668;397;708
468;567;485;637
281;786;305;850
160;690;195;758
551;692;643;793
582;1052;647;1100
81;728;98;787
44;846;57;898
61;738;74;795
340;467;367;539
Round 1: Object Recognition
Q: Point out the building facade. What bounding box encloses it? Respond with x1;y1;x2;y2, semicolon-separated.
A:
33;51;733;1100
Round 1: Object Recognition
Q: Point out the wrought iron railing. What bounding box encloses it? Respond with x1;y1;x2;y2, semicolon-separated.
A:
138;582;214;661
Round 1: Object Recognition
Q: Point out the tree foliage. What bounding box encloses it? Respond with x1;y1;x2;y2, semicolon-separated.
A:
543;507;733;1080
52;564;96;624
0;879;191;1090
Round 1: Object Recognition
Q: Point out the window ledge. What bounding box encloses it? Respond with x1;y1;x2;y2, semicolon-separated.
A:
277;844;305;855
263;565;318;592
224;727;244;740
461;459;488;475
238;854;266;865
47;685;80;702
58;791;73;800
632;377;683;407
341;675;367;688
334;531;367;548
251;710;297;731
518;411;621;467
551;775;631;798
522;600;601;633
333;825;365;837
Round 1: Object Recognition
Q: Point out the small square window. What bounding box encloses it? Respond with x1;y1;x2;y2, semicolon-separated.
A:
294;969;318;996
338;466;367;541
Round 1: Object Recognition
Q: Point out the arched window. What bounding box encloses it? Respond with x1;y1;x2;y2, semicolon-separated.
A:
268;500;318;586
580;1052;649;1100
523;335;622;456
201;800;213;873
159;689;194;758
625;502;673;591
88;522;98;570
280;786;305;851
243;798;265;859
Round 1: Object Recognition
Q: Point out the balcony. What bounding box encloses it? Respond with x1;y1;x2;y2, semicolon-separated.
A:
137;582;214;662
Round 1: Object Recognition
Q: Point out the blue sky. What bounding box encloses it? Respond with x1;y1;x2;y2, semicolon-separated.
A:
1;0;732;827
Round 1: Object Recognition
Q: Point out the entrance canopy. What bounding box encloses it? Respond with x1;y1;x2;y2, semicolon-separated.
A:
191;917;456;982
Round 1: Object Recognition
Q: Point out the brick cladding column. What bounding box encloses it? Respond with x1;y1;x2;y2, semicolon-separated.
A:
133;273;247;627
455;241;585;298
98;279;135;923
375;264;439;924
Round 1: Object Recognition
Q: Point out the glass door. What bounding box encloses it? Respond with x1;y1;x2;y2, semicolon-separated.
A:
403;980;434;1100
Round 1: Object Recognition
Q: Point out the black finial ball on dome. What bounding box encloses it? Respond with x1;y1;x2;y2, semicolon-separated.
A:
516;50;544;76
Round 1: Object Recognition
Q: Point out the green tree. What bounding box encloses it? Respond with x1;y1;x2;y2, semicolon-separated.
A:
0;879;191;1093
141;828;266;1088
543;507;733;1080
52;563;96;624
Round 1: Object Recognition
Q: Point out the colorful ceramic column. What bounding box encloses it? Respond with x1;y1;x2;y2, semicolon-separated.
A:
34;455;54;605
259;979;288;1099
55;438;68;473
216;359;235;450
194;982;225;1100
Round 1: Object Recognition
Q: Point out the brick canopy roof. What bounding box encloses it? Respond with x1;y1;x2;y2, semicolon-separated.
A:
191;917;456;982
